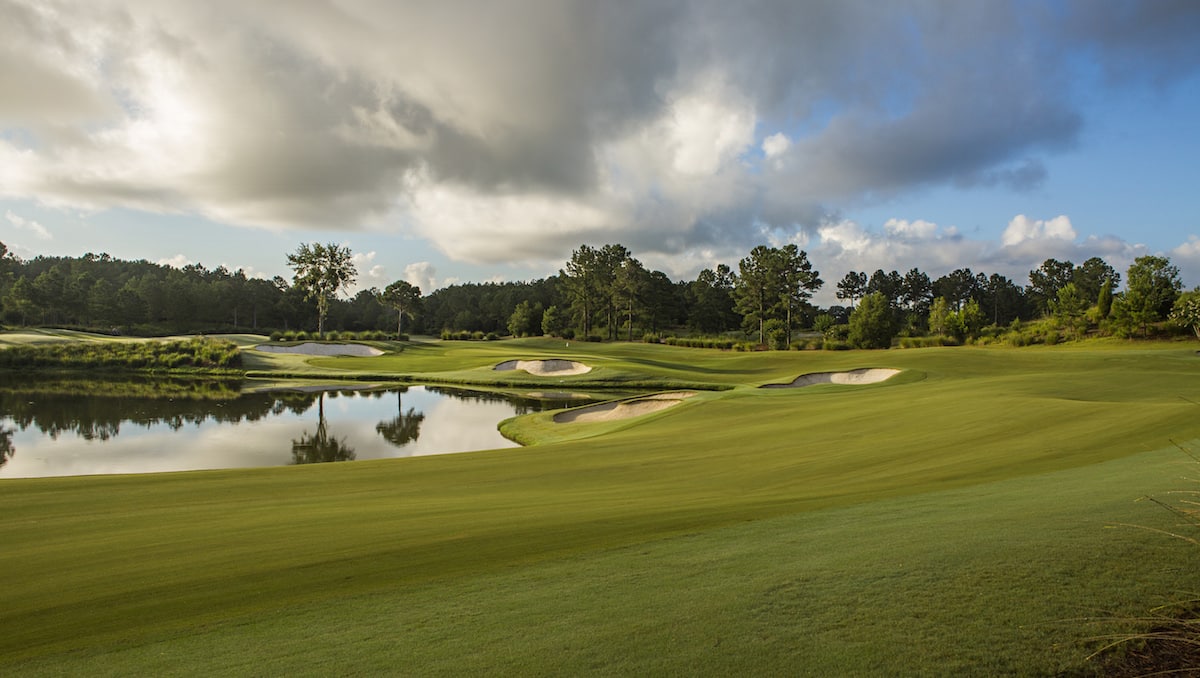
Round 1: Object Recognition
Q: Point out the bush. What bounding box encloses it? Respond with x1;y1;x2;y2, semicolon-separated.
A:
0;337;242;371
561;328;576;340
642;333;661;344
269;331;283;342
825;324;851;341
822;340;851;351
764;319;790;350
295;331;309;341
662;336;736;350
585;335;603;342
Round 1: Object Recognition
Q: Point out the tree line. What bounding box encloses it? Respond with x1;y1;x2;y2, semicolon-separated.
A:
0;239;1194;345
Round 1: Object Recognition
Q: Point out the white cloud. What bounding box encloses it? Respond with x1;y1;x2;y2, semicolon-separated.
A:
1000;214;1076;247
404;171;619;264
1172;237;1200;290
883;218;938;240
665;84;756;177
762;133;791;159
404;262;439;293
346;250;388;294
4;210;52;239
158;254;192;269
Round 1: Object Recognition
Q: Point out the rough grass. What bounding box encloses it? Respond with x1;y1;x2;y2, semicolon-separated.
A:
2;340;1200;675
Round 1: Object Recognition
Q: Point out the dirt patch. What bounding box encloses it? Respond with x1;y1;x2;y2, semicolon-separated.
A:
762;368;900;388
553;392;696;424
255;342;384;357
495;359;592;376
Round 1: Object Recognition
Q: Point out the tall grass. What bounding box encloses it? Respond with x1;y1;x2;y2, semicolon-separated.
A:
0;337;242;371
1082;439;1200;675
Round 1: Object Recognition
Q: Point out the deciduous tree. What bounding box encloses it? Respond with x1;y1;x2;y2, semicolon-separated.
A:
286;243;357;335
1170;290;1200;340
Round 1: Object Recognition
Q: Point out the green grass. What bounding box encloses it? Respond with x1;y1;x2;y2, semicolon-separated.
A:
2;340;1200;675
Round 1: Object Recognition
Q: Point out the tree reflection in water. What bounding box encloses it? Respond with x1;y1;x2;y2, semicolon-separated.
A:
290;392;355;464
0;424;13;470
376;388;425;449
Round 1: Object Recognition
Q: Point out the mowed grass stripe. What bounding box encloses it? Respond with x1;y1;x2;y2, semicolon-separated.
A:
4;446;1197;676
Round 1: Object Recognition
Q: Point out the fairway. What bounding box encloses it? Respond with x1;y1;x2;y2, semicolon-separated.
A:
3;340;1200;675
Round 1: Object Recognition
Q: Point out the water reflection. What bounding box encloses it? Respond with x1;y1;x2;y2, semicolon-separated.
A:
0;424;13;470
0;379;591;478
291;392;355;464
376;390;425;448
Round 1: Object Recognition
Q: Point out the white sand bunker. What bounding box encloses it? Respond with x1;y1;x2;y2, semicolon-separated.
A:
554;392;696;424
495;359;592;376
256;342;383;357
763;368;900;388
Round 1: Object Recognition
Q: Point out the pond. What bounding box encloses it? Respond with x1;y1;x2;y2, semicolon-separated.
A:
0;378;590;479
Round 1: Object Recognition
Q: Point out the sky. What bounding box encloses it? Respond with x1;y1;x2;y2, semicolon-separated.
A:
1;0;1198;305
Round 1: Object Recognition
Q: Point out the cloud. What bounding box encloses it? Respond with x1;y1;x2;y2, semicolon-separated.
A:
347;250;388;294
1001;215;1077;248
0;1;1196;270
404;262;439;294
4;210;52;240
762;133;791;159
157;254;192;269
1172;237;1200;290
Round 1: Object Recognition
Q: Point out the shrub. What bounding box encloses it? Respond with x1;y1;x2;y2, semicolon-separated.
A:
585;335;602;342
764;319;790;350
643;333;661;344
822;339;851;351
561;328;576;340
825;324;851;341
269;331;284;342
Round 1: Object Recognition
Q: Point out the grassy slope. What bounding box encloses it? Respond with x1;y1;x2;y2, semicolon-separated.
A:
2;339;1200;675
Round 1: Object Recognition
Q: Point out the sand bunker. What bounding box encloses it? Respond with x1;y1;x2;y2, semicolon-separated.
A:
763;368;900;388
495;359;592;376
255;342;384;357
553;392;695;424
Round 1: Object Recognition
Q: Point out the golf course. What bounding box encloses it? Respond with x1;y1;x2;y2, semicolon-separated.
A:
3;335;1200;675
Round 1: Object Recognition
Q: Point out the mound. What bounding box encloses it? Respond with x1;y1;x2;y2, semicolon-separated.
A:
255;342;384;357
495;359;592;376
763;368;900;388
553;392;695;424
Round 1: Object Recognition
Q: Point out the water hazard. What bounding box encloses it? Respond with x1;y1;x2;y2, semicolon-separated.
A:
0;378;588;478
